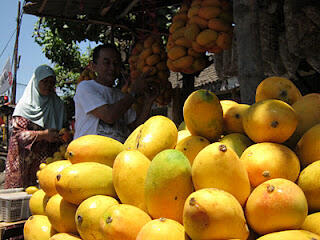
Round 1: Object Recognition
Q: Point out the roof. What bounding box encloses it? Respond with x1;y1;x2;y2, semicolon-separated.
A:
169;63;220;88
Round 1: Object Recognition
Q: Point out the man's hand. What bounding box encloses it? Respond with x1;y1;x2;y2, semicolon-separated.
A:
144;81;160;102
129;70;152;96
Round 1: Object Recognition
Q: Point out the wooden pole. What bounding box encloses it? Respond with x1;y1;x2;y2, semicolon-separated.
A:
12;1;22;105
233;0;265;104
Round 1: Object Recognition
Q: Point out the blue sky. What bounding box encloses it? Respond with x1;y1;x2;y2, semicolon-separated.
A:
0;0;97;103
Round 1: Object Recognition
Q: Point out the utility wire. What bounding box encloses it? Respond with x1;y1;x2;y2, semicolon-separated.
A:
0;30;16;60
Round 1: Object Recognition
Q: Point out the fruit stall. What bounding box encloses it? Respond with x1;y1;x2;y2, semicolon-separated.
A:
1;0;320;239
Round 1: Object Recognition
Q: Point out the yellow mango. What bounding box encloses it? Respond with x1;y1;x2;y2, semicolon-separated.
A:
29;189;50;215
196;29;218;47
219;133;253;157
183;188;249;240
25;186;39;195
172;27;187;40
75;195;119;240
256;230;320;240
172;56;194;69
255;76;302;105
136;218;189;240
100;204;151;240
301;212;320;235
169;20;186;34
296;123;320;167
208;18;232;32
38;160;72;197
45;194;78;233
223;103;250;134
112;150;150;211
24;215;56;240
175;135;210;166
167;46;187;61
139;48;153;60
198;6;222;20
146;54;161;66
242;99;298;143
240;142;300;187
192;142;250;206
183;89;223;141
297;160;320;211
246;178;308;235
288;93;320;146
66;135;124;167
144;36;155;49
189;16;208;29
128;115;178;160
49;233;82;240
145;149;193;223
55;162;116;205
175;37;192;48
177;129;192;144
124;124;143;150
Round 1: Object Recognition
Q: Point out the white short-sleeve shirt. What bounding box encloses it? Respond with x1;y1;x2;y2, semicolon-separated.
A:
73;80;136;142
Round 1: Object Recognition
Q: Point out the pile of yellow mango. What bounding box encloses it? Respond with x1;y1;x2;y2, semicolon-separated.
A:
24;76;320;240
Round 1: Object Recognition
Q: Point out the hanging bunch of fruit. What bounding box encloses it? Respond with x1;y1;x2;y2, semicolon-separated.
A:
77;63;96;85
166;0;233;74
128;35;172;106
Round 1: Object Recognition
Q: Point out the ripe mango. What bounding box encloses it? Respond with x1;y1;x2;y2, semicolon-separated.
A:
256;230;320;240
240;142;300;187
255;76;302;105
301;212;320;235
245;178;308;235
66;135;124;167
219;133;253;157
183;188;249;240
24;215;56;240
49;233;81;240
168;46;187;60
192;142;250;206
45;194;78;233
296;123;320;167
38;160;72;197
223;103;250;134
100;204;151;240
55;162;116;205
136;218;189;240
183;89;223;142
75;195;119;240
198;6;221;20
29;189;50;215
145;149;193;223
175;135;210;166
196;29;218;47
127;115;178;160
288;93;320;146
113;150;150;211
124;124;143;150
297;160;320;211
242;99;298;143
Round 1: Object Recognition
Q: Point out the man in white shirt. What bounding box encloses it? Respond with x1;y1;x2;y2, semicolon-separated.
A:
74;44;158;143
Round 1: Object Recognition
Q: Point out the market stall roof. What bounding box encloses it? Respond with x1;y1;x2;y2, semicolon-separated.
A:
23;0;182;30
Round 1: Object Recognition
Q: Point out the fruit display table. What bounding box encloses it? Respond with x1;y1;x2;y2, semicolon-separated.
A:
0;220;25;240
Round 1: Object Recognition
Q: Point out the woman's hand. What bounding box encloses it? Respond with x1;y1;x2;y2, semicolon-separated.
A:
38;129;60;142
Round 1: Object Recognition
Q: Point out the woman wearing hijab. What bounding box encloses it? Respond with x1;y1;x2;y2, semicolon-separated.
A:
4;65;67;188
